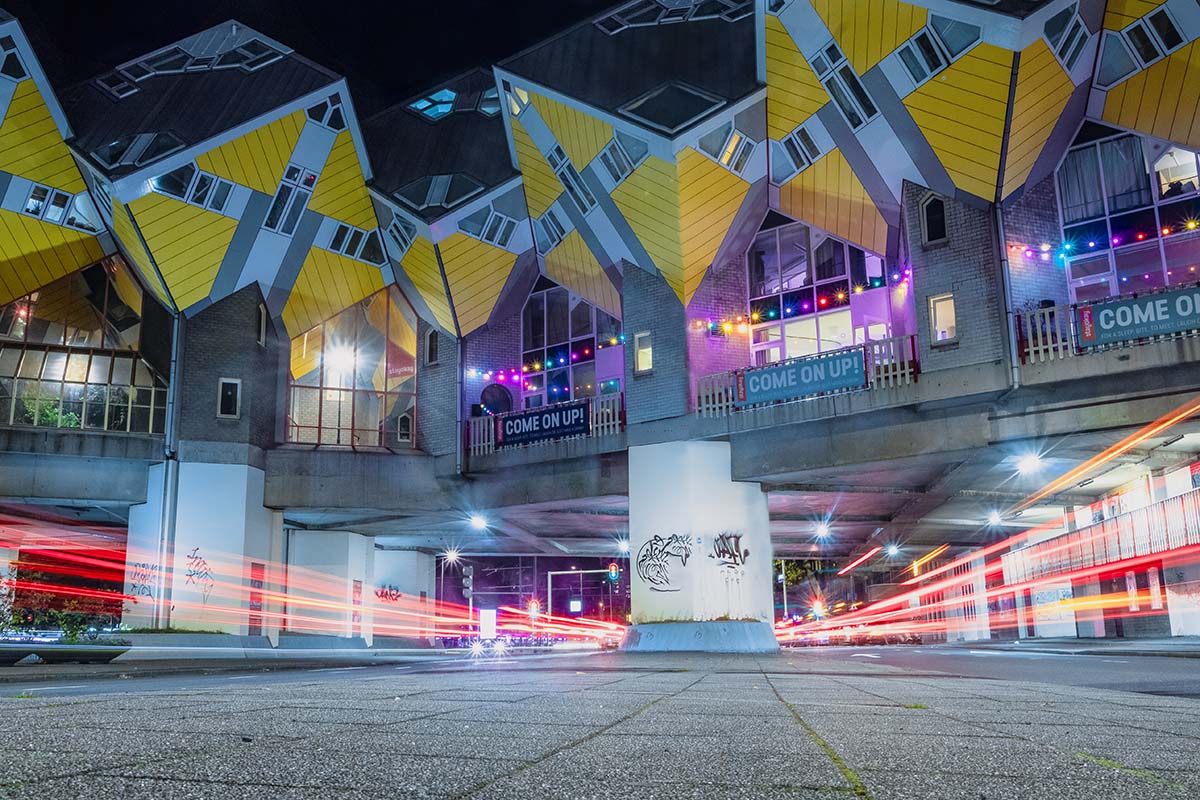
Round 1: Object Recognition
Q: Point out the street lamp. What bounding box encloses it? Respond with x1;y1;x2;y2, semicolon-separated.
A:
987;511;1002;526
1016;453;1042;475
439;548;461;617
886;544;900;557
617;540;630;553
815;522;831;539
469;514;488;530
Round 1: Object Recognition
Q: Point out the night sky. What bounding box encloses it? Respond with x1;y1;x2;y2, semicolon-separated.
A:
5;0;617;115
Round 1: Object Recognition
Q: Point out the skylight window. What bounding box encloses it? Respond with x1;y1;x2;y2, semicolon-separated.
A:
91;132;184;170
409;89;457;120
0;37;26;82
619;82;725;134
100;36;286;98
596;0;753;34
307;93;348;131
478;87;501;117
396;173;485;210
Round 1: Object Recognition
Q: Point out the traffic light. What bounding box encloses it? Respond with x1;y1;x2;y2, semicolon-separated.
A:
462;565;474;599
607;562;620;582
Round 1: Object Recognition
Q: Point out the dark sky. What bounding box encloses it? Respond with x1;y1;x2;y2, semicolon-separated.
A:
5;0;617;115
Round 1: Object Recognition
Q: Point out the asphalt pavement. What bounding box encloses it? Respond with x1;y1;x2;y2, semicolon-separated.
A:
1;646;1198;799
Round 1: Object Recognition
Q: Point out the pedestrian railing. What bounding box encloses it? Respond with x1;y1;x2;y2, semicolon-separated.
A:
1017;294;1200;364
1001;486;1200;585
695;335;918;419
466;393;623;456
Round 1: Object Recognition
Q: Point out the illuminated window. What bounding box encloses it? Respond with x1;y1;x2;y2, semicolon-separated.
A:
521;280;621;407
929;294;956;344
286;287;418;447
409;88;456;120
477;87;501;117
503;81;530;117
698;122;756;175
1154;148;1199;200
634;331;652;374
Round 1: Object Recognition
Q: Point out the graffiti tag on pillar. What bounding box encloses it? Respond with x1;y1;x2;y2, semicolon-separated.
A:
636;534;692;592
375;584;403;603
184;547;215;604
129;562;157;602
709;532;750;571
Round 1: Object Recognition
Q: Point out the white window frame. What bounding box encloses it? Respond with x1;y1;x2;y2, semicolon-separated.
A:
1122;7;1185;70
929;293;957;346
328;223;387;265
810;41;878;131
306;93;348;132
548;146;597;214
1094;31;1139;89
920;194;948;245
263;164;317;237
898;28;950;88
633;331;653;375
386;215;416;259
256;303;268;347
504;82;530;117
22;185;102;233
773;125;824;184
424;328;439;366
148;163;235;214
598;139;635;183
535;208;567;252
1043;10;1089;71
216;377;242;419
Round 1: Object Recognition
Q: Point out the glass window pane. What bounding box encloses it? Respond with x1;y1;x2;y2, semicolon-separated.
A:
1149;10;1183;50
1126;23;1160;65
151;164;195;199
1164;231;1200;284
930;295;957;341
1100;136;1152;213
1155;148;1198;199
817;308;853;352
814;237;846;282
596;311;621;345
779;224;809;290
1114;241;1164;293
749;230;781;297
1058;146;1106;223
209;181;232;212
570;298;592;338
545;288;569;345
281;189;310;235
784;318;819;359
572;362;596;398
523;293;546;350
264;185;292;229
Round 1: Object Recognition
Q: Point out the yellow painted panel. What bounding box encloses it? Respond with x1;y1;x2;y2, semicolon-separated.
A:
438;232;517;336
904;43;1013;200
110;199;170;307
1103;0;1167;30
810;0;927;76
512;116;561;218
282;246;384;337
530;92;612;170
308;129;377;229
1003;39;1075;198
0;209;104;305
195;109;305;196
611;155;684;302
1103;41;1200;150
765;15;828;140
289;326;323;381
544;229;620;317
400;236;455;333
0;80;85;193
779;149;889;256
678;148;749;305
128;192;239;310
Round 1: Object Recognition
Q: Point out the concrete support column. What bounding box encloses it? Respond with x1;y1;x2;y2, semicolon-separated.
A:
0;547;15;628
1163;556;1200;636
123;463;284;639
286;530;374;645
1073;577;1106;638
1031;581;1077;637
372;549;436;643
947;556;990;642
623;440;777;652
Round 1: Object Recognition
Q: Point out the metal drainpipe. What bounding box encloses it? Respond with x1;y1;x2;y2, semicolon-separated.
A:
455;336;465;475
154;311;183;629
994;204;1021;392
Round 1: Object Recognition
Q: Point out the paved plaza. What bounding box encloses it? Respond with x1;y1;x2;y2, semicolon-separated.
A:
0;651;1198;799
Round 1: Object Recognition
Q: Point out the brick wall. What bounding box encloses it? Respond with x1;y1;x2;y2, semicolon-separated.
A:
177;284;281;454
903;182;1008;373
463;310;522;416
1003;175;1070;310
415;320;459;456
623;264;689;424
686;252;752;409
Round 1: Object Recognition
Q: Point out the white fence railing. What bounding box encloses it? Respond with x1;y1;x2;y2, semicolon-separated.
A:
1001;486;1200;585
695;335;918;419
465;393;623;457
1018;297;1200;363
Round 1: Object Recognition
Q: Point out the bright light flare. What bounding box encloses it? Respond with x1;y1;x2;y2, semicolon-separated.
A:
815;523;831;539
1016;453;1042;475
468;515;488;531
836;546;881;576
443;547;460;564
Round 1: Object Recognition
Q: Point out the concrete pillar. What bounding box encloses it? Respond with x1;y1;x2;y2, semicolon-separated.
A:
0;547;15;629
286;530;374;645
1031;581;1077;637
1072;577;1106;638
372;549;436;643
123;462;284;639
623;440;777;652
1163;556;1200;636
946;556;990;642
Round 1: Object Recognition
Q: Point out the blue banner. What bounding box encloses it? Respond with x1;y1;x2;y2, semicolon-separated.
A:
496;400;589;447
734;349;865;407
1076;287;1200;347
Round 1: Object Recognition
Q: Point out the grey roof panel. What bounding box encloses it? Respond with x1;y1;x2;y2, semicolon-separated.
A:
500;14;758;131
363;69;517;223
63;51;338;178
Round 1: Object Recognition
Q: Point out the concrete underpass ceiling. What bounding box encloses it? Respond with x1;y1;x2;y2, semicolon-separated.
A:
282;423;1200;565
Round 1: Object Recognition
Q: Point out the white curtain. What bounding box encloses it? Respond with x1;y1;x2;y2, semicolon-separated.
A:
1100;136;1152;213
1058;147;1105;224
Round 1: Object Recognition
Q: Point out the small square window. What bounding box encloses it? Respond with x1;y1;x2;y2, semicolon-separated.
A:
929;294;957;345
634;331;653;374
424;328;439;366
217;378;241;418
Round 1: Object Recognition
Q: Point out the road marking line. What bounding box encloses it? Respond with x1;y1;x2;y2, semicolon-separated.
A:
19;685;86;691
226;675;261;680
1103;659;1129;663
849;654;880;659
310;666;368;673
